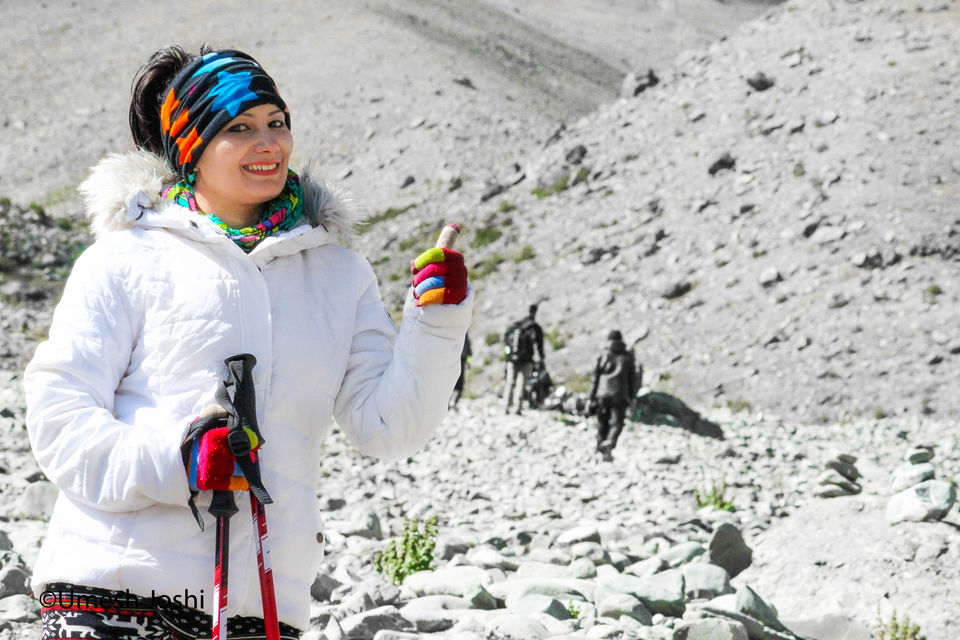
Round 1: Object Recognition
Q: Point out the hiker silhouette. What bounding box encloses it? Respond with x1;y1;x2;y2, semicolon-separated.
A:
588;330;639;461
502;304;545;415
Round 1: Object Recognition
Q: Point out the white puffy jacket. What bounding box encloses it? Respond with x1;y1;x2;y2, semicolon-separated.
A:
24;151;472;629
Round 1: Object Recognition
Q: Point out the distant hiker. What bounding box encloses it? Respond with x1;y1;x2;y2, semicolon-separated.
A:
450;333;472;409
23;46;472;640
503;303;545;414
588;330;638;461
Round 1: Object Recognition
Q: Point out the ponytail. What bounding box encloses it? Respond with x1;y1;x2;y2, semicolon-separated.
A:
128;44;211;155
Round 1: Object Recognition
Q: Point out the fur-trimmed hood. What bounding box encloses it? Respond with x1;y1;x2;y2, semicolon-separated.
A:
78;150;358;241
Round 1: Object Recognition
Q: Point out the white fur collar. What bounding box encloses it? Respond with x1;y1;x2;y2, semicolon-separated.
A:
78;150;358;240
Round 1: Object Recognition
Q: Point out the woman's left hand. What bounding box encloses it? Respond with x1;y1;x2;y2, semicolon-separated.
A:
410;247;468;306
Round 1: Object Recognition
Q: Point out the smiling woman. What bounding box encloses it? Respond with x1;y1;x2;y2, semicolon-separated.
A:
24;45;471;640
193;105;294;228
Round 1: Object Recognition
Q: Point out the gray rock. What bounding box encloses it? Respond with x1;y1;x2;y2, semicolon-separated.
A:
734;585;788;633
624;556;667;578
509;594;572;621
15;482;58;520
906;446;935;464
758;267;782;288
570;541;611;566
491;578;594;608
707;524;752;579
825;459;860;482
372;632;423;640
0;594;39;622
0;532;11;552
338;510;383;540
340;605;414;640
400;595;471;632
890;462;936;493
673;618;749;640
556;525;601;546
0;567;30;600
403;566;491;597
621;68;659;98
815;470;861;496
594;592;652;625
465;545;519;571
887;480;957;523
745;72;774;92
681;563;733;600
660;542;706;568
594;569;685;617
463;583;500;610
312;573;344;603
486;612;552;640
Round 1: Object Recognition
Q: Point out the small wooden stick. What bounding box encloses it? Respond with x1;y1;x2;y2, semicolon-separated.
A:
436;223;460;250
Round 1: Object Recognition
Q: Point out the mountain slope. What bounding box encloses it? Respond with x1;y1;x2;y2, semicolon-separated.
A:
358;0;960;422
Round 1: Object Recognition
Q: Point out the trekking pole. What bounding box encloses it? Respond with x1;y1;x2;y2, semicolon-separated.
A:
210;490;238;640
206;355;279;640
250;480;280;640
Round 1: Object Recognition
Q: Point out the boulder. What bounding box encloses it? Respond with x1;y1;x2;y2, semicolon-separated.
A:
890;462;936;493
674;618;749;640
681;563;733;600
707;524;752;579
887;480;957;523
403;566;492;597
339;605;414;640
594;569;685;617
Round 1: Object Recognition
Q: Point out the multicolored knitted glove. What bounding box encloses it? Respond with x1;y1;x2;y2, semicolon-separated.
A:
181;405;260;492
411;248;468;306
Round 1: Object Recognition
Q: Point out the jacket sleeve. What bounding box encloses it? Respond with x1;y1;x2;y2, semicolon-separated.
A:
24;246;191;512
333;263;473;461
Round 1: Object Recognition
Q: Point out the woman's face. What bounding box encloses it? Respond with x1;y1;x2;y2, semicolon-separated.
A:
194;103;293;226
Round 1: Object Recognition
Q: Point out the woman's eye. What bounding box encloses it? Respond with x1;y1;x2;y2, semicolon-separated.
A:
269;120;286;129
228;123;249;133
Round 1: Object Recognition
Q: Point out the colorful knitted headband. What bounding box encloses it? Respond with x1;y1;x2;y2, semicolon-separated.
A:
160;49;290;179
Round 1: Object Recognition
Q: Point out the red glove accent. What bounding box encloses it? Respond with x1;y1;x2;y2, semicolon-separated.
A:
411;248;468;306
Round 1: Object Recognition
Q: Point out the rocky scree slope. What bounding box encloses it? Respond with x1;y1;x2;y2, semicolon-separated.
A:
355;0;960;424
0;389;957;638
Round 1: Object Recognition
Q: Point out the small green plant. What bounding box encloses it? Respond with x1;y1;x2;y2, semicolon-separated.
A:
531;168;588;199
726;398;752;414
925;284;943;297
473;226;503;247
876;610;925;640
374;515;439;585
695;479;736;512
513;245;536;263
567;602;582;619
485;332;500;346
544;328;565;350
360;203;416;232
498;200;517;213
472;253;505;280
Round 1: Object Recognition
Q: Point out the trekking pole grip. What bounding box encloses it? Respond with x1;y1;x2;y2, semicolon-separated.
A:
436;223;459;250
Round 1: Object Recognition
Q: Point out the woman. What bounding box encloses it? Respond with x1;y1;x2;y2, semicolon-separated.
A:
24;46;471;639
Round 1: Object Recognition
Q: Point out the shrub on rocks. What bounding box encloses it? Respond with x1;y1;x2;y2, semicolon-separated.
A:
374;515;438;585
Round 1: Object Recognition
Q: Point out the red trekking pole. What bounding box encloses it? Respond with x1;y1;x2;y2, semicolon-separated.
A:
209;490;238;640
251;491;280;640
214;355;280;640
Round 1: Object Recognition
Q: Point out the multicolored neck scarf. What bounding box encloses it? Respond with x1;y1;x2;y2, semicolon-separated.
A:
160;49;290;180
162;170;305;252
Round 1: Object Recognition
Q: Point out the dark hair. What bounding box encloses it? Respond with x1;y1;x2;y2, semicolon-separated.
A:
129;44;212;154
